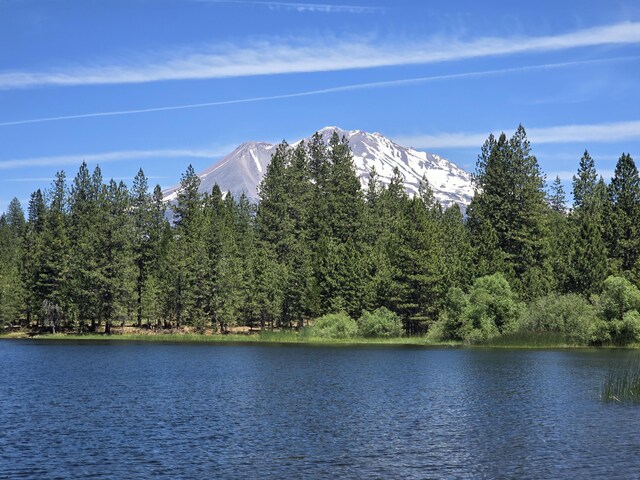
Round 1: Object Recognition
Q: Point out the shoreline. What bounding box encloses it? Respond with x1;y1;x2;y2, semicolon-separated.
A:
0;330;627;349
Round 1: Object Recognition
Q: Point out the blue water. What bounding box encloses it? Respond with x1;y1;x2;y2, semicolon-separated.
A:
1;340;639;479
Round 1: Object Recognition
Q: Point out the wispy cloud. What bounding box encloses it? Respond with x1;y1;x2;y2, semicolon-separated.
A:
394;120;640;149
193;0;385;14
0;148;230;170
1;177;55;182
1;21;639;89
2;56;637;127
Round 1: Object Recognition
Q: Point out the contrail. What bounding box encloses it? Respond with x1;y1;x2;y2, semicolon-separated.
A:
192;0;385;14
1;56;637;128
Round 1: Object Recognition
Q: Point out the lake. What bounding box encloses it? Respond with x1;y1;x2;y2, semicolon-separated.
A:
1;340;639;479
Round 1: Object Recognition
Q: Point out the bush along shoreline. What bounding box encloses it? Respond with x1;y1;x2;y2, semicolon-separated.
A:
5;280;640;349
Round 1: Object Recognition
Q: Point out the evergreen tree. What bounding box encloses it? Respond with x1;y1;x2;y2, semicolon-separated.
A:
607;153;640;277
252;242;284;329
570;178;609;295
95;180;135;334
572;150;597;211
325;132;364;242
22;190;46;325
146;185;169;327
0;200;25;328
467;126;552;297
170;165;208;327
548;176;566;213
235;193;258;327
68;164;101;330
213;193;243;333
440;204;474;291
40;172;70;328
567;153;610;294
131;169;154;326
257;142;319;325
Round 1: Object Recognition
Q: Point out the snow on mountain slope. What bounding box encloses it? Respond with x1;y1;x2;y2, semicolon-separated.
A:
162;127;473;209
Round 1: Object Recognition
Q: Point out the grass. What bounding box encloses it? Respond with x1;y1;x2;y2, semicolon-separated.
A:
3;327;637;350
0;328;461;348
476;331;580;349
602;358;640;403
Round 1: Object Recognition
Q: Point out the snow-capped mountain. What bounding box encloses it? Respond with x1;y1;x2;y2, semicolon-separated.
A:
162;127;474;209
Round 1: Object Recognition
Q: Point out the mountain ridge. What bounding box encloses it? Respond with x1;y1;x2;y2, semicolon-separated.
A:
162;127;474;209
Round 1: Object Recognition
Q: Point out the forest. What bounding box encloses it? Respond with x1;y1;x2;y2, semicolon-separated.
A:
1;126;640;345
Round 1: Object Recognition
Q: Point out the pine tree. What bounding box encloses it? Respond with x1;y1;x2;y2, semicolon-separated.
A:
235;193;258;327
252;242;284;329
68;163;101;330
607;153;640;277
95;180;135;334
544;176;572;292
548;176;566;213
170;165;208;327
22;190;46;325
145;185;168;327
131;169;155;326
257;142;319;325
440;204;474;291
467;126;552;297
567;153;610;294
371;167;412;323
313;133;366;317
0;200;25;328
570;178;608;295
40;172;70;328
213;193;244;332
572;150;597;211
325;132;364;242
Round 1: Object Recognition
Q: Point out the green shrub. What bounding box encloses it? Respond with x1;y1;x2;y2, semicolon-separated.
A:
620;311;640;345
519;293;597;345
358;307;403;338
592;276;640;345
433;274;522;342
311;312;358;339
599;276;640;322
436;287;468;341
459;273;523;342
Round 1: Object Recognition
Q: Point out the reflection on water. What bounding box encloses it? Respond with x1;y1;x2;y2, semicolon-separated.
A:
1;341;638;479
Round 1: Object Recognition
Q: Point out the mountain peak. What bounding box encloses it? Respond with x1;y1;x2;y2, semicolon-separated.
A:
318;125;343;132
162;128;473;209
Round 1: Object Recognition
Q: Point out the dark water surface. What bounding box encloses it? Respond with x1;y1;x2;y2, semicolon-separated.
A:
1;341;640;479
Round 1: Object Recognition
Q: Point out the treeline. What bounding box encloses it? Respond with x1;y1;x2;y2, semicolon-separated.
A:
1;127;640;343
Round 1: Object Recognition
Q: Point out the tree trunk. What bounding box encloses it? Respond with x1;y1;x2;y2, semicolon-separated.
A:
137;282;143;327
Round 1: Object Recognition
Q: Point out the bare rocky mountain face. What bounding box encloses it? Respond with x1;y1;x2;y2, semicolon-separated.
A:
162;127;474;209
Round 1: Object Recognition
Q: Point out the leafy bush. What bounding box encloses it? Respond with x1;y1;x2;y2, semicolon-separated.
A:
311;312;358;339
358;307;403;338
519;293;597;345
436;287;468;341
592;276;640;345
459;273;523;341
433;273;522;342
598;276;640;322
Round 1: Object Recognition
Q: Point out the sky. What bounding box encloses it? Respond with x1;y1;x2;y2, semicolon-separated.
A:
2;0;640;213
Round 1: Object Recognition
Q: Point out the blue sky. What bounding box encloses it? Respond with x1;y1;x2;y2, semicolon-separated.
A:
2;0;640;212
